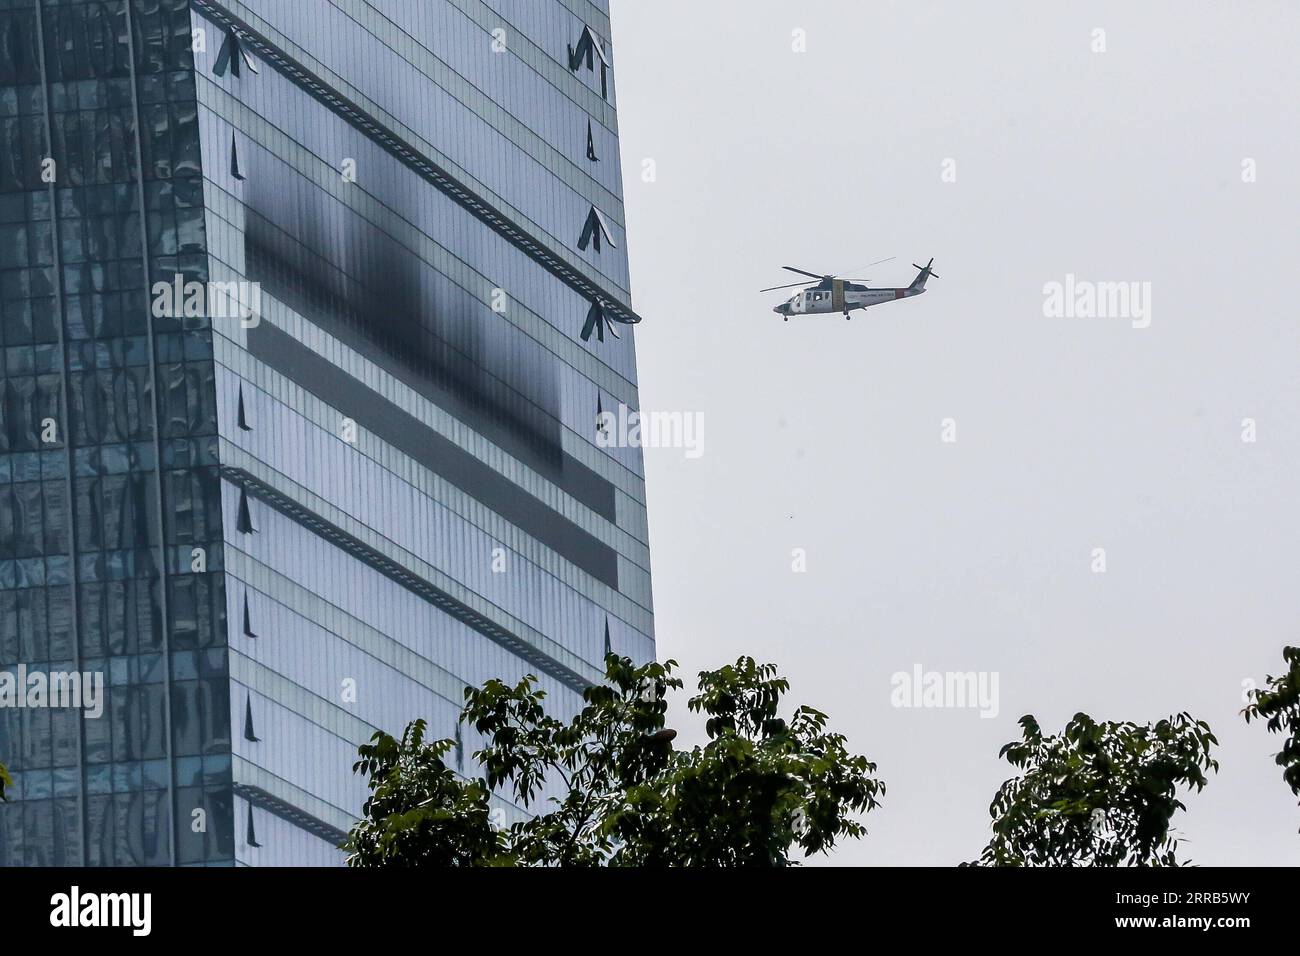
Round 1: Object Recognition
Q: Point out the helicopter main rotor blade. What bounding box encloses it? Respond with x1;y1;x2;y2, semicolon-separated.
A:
781;266;825;280
836;256;895;277
759;279;817;293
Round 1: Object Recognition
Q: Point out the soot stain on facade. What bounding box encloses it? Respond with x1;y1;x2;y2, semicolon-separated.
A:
0;0;652;866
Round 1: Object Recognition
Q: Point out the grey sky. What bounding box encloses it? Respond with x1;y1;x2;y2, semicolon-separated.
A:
611;0;1300;865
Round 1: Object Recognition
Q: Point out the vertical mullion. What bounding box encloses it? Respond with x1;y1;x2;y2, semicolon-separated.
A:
121;0;179;868
31;0;87;869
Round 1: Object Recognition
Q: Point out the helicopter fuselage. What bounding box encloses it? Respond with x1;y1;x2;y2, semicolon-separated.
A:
774;278;923;319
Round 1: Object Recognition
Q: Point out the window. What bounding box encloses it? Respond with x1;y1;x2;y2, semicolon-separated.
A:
243;695;259;742
235;487;256;534
214;29;259;79
236;384;252;431
581;298;619;343
578;206;616;254
568;25;610;99
246;803;261;847
230;133;245;182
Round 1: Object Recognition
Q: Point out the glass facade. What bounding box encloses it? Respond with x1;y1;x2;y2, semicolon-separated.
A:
0;0;652;866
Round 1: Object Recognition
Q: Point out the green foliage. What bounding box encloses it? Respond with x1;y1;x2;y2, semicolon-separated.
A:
1241;646;1300;827
607;657;883;865
467;655;684;866
346;655;884;867
0;761;10;801
973;712;1218;867
344;719;508;866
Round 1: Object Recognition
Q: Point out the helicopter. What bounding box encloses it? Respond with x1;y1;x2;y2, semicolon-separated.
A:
762;257;938;320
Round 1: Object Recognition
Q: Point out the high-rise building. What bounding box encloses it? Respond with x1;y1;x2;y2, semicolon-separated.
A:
0;0;652;865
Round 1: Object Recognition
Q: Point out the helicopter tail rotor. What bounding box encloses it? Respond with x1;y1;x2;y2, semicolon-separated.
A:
909;258;939;291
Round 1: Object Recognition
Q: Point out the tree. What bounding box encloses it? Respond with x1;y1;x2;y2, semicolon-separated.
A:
345;654;884;867
344;720;508;866
1241;646;1300;829
972;712;1218;867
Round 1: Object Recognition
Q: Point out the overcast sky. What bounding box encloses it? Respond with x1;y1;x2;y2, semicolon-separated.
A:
611;0;1300;865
